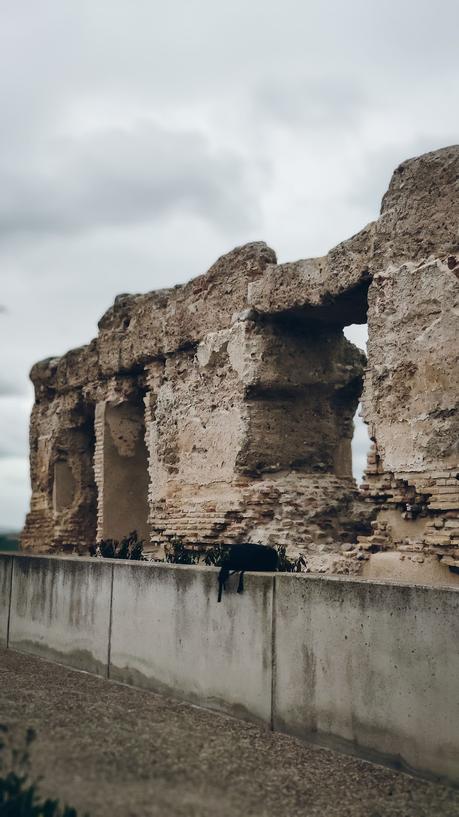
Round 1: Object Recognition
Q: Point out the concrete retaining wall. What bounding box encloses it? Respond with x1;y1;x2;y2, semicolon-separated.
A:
110;562;273;723
7;555;112;675
1;552;458;785
273;574;459;784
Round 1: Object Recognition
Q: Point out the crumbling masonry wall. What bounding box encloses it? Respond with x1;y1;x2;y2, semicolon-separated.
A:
21;145;459;582
147;320;368;559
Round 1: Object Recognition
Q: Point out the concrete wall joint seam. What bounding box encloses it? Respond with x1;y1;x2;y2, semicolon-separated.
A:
270;574;276;732
107;563;115;679
6;557;13;648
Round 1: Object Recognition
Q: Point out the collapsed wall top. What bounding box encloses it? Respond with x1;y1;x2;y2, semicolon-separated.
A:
249;144;459;318
29;145;459;397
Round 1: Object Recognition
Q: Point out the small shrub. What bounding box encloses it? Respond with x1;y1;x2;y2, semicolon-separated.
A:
164;539;199;565
88;530;145;560
88;533;306;572
0;724;86;816
202;545;229;566
275;545;307;573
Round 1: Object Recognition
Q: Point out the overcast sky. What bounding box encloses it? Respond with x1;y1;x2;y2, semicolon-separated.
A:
1;0;458;530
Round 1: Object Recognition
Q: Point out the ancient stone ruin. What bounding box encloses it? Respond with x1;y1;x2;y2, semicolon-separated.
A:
21;146;459;582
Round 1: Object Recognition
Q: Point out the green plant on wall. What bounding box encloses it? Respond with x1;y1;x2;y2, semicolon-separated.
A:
88;531;308;572
202;544;229;566
164;538;200;565
275;545;307;573
88;530;145;560
166;541;307;572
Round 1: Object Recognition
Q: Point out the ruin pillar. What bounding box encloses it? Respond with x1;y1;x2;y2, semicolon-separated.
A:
360;257;459;570
94;398;150;543
21;389;97;553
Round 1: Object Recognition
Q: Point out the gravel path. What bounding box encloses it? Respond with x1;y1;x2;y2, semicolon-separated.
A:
0;648;458;817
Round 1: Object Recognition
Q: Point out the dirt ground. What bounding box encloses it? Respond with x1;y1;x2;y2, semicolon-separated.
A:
0;648;458;817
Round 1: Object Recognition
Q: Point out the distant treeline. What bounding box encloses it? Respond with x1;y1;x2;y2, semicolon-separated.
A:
0;533;20;551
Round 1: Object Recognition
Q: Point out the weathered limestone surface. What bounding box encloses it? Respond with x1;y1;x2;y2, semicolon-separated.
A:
21;145;459;581
22;391;97;551
358;255;459;574
147;320;368;558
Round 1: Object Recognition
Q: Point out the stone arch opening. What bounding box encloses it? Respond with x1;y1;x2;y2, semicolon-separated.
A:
343;323;372;485
240;309;369;482
101;398;149;542
49;409;98;549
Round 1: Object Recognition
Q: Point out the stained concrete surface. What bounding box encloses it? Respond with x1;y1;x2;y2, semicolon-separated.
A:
110;562;273;725
1;650;458;817
4;553;459;783
8;556;112;675
273;574;459;783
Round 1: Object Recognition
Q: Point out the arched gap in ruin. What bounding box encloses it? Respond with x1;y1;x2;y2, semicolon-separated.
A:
240;314;366;481
343;323;372;485
102;398;149;543
50;409;98;548
263;279;372;488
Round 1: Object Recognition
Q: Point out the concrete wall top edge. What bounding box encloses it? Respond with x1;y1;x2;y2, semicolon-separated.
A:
272;569;459;593
1;551;458;594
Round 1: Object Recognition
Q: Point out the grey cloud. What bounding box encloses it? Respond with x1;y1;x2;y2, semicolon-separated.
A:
254;77;367;130
0;122;264;240
0;455;30;530
0;378;27;397
0;397;30;459
0;443;20;458
3;0;458;113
